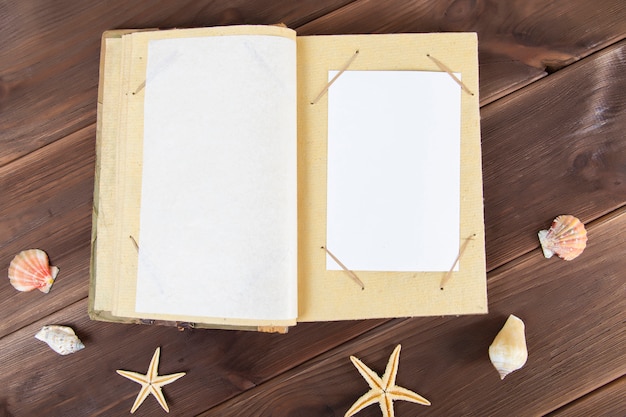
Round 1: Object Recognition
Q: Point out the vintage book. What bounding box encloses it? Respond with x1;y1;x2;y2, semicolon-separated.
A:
89;25;487;332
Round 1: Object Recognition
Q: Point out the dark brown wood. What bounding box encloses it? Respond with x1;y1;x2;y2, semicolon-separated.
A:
546;376;626;416
0;126;94;337
3;1;624;167
0;0;356;166
202;208;626;416
0;1;625;416
298;0;626;106
0;298;388;416
481;41;626;270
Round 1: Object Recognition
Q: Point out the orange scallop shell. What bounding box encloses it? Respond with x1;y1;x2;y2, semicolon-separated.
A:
538;215;587;261
8;249;59;293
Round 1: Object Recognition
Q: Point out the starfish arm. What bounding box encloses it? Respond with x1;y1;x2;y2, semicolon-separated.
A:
116;370;151;413
116;370;149;385
379;395;394;417
148;347;162;380
381;345;401;390
350;356;383;390
388;385;431;406
150;385;170;413
344;389;382;417
153;371;186;387
130;383;151;414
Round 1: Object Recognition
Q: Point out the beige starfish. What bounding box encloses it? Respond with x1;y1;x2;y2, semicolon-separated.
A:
345;344;431;417
116;347;185;413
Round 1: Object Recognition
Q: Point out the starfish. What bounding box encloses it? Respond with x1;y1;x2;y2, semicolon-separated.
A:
116;347;186;413
345;344;430;417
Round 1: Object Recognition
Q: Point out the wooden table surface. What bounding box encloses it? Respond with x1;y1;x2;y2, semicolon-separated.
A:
1;1;625;416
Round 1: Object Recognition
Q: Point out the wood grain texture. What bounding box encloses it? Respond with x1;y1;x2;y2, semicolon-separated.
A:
0;0;355;166
547;376;626;416
2;0;624;167
202;209;626;417
0;125;94;337
298;0;626;106
482;41;626;270
0;298;388;416
0;1;625;415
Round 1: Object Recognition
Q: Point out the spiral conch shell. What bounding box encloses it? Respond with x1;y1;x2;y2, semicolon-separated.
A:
35;325;85;355
538;215;587;261
489;315;528;380
8;249;59;293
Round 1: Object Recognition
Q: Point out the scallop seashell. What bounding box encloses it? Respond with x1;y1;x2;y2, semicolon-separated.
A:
35;325;85;355
538;215;587;261
8;249;59;293
489;315;528;380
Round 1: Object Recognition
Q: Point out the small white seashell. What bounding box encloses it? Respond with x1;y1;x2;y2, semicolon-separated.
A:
489;315;528;380
35;325;85;355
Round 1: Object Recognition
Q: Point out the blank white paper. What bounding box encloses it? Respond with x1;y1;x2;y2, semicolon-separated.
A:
136;35;297;320
326;70;461;271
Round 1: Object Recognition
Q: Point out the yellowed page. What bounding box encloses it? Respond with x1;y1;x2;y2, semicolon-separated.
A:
111;26;298;328
296;33;486;321
111;32;137;317
90;36;123;313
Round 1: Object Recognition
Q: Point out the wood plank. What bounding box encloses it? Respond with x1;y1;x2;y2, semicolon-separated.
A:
0;0;355;166
0;4;623;416
481;41;626;270
2;14;623;320
1;1;622;353
3;0;624;167
0;126;95;337
298;0;626;106
202;207;626;416
0;118;386;413
0;297;387;416
546;376;626;416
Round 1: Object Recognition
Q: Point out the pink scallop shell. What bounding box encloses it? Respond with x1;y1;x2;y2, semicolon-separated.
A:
8;249;59;293
538;215;587;261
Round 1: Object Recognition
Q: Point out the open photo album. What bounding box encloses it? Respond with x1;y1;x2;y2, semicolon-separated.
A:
89;25;486;332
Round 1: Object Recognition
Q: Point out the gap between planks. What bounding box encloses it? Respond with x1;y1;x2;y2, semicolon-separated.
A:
480;35;626;107
194;203;626;415
544;375;626;416
0;121;96;170
1;42;622;341
1;43;623;347
0;31;622;414
4;31;622;174
6;39;624;175
487;202;626;287
2;4;624;171
0;297;86;344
